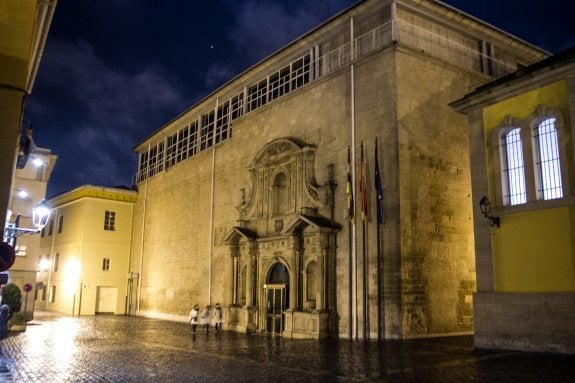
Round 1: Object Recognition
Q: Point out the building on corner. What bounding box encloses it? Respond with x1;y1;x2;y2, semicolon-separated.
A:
451;46;575;354
35;185;137;316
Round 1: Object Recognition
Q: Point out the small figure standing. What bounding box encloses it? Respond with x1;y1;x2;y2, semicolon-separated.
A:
0;305;9;340
201;305;211;333
213;303;223;333
188;304;199;333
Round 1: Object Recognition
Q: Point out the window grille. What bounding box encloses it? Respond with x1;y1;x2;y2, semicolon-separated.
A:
502;128;527;205
535;118;562;200
166;133;178;168
215;101;230;144
188;121;198;157
230;93;244;120
104;210;116;231
176;126;189;163
247;79;268;112
200;111;215;151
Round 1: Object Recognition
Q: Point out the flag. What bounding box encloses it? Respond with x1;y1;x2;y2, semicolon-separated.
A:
346;147;354;223
359;142;367;221
374;138;383;224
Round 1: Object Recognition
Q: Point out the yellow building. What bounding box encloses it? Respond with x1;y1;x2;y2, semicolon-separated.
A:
3;147;56;319
452;47;575;353
0;0;57;238
36;185;137;316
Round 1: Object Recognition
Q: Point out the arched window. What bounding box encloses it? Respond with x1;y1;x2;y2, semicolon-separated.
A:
493;107;569;209
501;127;526;205
272;172;288;215
534;117;563;200
267;262;290;284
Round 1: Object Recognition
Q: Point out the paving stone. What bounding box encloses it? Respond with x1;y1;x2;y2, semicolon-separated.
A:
0;312;573;382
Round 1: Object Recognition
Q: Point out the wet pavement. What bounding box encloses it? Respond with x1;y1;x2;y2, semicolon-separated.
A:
0;312;574;382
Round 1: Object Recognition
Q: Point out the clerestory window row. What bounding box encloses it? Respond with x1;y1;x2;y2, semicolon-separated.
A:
136;8;527;183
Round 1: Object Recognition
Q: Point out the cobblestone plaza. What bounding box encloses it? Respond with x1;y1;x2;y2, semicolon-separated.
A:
1;312;574;382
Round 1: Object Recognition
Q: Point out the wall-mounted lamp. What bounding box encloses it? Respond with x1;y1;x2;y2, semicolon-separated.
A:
3;200;51;244
479;196;500;228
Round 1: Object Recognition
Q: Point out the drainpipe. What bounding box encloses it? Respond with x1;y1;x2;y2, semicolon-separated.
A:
208;144;216;305
137;142;150;314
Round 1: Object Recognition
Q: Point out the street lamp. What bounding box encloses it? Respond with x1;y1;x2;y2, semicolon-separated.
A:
478;196;500;228
3;200;51;243
31;200;50;231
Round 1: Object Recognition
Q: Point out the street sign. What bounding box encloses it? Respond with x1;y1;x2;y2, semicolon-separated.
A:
0;242;16;272
24;283;33;292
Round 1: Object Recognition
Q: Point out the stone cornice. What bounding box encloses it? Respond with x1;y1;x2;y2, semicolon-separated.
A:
48;185;137;207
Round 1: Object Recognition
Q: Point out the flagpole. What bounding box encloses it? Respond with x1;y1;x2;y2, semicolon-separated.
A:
360;142;368;339
350;16;357;340
347;146;354;340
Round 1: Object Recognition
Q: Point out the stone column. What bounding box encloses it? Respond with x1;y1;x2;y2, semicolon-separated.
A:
229;248;237;305
316;248;326;311
289;250;300;310
245;250;254;308
245;241;258;308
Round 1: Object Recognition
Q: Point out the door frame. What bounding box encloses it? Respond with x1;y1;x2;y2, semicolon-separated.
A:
264;283;287;335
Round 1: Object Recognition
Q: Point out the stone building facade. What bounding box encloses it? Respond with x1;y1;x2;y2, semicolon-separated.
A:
130;0;547;339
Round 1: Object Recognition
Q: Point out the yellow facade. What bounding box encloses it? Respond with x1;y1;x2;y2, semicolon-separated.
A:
492;206;575;292
36;186;136;316
483;81;575;292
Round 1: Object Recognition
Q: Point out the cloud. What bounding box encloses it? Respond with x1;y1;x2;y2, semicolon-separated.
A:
230;1;320;63
203;62;238;91
203;0;356;92
27;39;187;196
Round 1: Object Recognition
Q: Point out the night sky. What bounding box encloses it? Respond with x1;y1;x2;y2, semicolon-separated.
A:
23;0;575;198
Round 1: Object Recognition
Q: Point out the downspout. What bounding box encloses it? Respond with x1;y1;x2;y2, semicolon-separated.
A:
208;143;216;305
77;199;86;316
137;142;150;314
126;188;137;315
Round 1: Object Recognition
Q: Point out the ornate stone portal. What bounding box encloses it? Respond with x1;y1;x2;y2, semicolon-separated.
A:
223;138;340;339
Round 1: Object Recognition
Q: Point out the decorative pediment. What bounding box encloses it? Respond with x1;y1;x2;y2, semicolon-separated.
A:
282;214;341;235
238;138;322;223
223;226;258;244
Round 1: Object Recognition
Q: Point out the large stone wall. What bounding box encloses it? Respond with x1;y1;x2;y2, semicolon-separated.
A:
131;45;480;339
394;48;480;336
